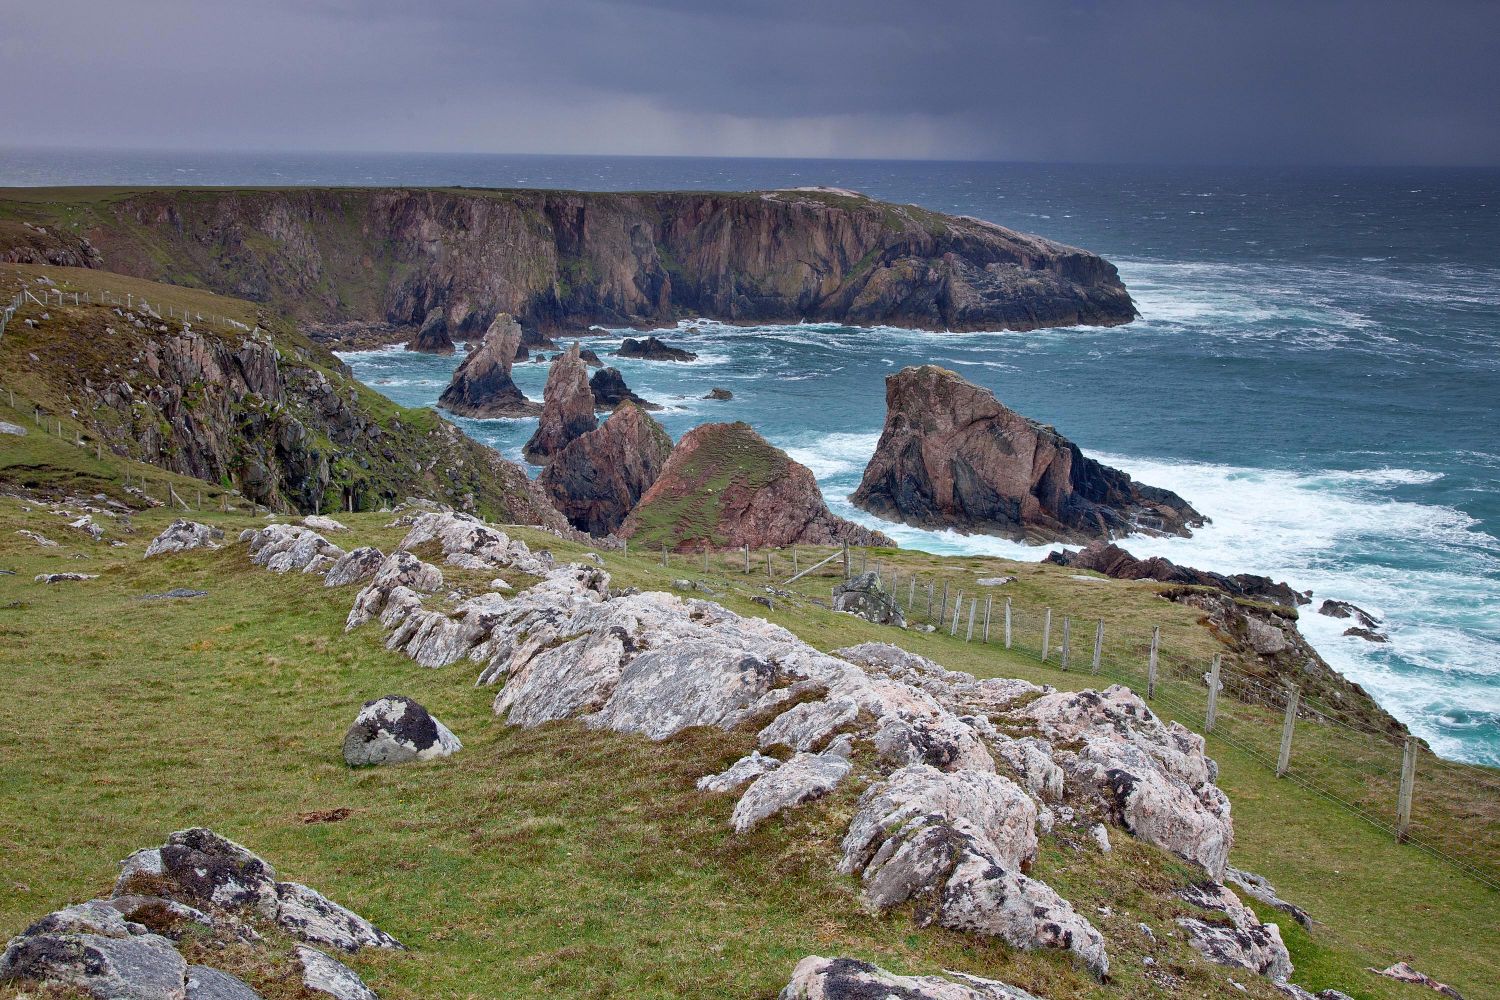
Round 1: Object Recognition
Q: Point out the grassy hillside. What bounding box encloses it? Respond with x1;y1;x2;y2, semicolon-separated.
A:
0;421;1495;1000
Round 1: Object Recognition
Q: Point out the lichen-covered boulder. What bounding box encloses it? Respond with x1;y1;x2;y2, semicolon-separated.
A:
398;511;551;575
324;547;385;588
1021;685;1232;879
832;572;906;627
341;695;461;767
185;967;261;1000
295;946;377;1000
0;913;188;1000
116;828;280;920
1177;882;1292;982
145;520;224;558
697;751;781;793
730;751;852;833
245;524;344;574
345;552;444;631
779;956;1043;1000
274;882;403;952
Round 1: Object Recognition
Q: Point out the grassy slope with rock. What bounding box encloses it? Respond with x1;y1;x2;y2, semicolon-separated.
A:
0;420;1496;1000
0;264;563;526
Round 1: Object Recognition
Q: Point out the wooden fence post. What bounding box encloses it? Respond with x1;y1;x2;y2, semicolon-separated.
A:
842;543;850;580
939;580;949;625
1147;626;1160;700
983;595;992;643
1041;608;1052;661
1004;597;1012;649
908;576;916;611
966;600;976;642
661;545;668;567
792;547;799;576
1060;616;1071;671
1276;686;1300;777
1396;738;1416;843
702;549;709;572
1092;619;1104;673
744;545;751;573
926;582;934;620
950;595;963;636
1205;654;1222;732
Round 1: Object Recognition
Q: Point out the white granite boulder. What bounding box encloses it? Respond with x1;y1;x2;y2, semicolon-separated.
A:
341;695;461;767
144;520;223;559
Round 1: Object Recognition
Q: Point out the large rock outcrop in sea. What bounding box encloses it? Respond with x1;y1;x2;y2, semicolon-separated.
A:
589;367;659;411
851;366;1203;544
522;343;597;463
539;402;673;536
437;314;540;418
621;422;894;551
0;188;1136;339
406;307;454;354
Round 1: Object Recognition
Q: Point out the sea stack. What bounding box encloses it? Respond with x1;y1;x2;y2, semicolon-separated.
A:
437;313;539;418
523;343;598;463
539;401;674;536
590;367;659;411
851;366;1203;544
621;421;893;551
407;307;455;354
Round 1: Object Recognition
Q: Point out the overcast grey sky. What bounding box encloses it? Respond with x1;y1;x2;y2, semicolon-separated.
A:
3;0;1497;164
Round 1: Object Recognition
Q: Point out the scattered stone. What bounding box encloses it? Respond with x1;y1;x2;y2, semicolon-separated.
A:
778;955;1043;1000
142;589;209;600
295;946;378;1000
1367;962;1463;999
976;576;1015;586
832;571;905;627
617;335;697;361
35;572;99;583
0;421;26;436
1090;823;1112;853
1318;598;1380;630
342;695;461;767
302;515;349;533
324;547;386;588
145;520;224;558
1226;867;1313;929
16;529;58;547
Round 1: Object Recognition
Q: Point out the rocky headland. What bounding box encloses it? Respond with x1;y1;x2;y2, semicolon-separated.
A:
852;366;1204;544
539;401;674;536
1048;541;1308;607
436;314;540;418
0;187;1137;340
622;422;893;551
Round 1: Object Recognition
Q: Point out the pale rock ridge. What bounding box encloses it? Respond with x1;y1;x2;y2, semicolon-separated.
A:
145;519;223;558
779;956;1044;1000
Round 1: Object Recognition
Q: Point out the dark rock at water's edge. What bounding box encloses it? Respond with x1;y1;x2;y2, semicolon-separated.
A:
852;366;1204;544
2;187;1137;337
438;314;541;418
622;421;894;552
589;367;660;411
1318;599;1388;642
540;401;673;536
406;307;454;354
523;343;597;464
618;335;697;361
704;387;733;400
1047;542;1308;608
579;348;604;367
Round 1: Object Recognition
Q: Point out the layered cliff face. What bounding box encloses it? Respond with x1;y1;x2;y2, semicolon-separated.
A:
437;314;539;418
0;265;565;526
523;343;597;463
851;366;1203;544
540;402;673;536
0;187;1135;337
623;422;893;551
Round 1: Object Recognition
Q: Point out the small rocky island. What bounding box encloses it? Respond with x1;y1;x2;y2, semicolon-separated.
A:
617;335;698;361
852;366;1203;544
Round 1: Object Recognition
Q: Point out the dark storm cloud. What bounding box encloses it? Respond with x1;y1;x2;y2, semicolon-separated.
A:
3;0;1497;163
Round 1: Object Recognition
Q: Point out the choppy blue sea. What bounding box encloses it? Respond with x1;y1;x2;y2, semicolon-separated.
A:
5;149;1496;764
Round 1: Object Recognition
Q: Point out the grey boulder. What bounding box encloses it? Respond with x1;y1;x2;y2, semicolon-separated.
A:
324;547;385;588
0;901;189;1000
185;966;262;1000
145;520;224;559
342;695;461;767
295;946;378;1000
730;751;852;833
831;572;905;627
779;955;1043;1000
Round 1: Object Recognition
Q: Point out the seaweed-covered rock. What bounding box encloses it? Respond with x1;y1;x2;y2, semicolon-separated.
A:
617;335;697;361
341;695;461;767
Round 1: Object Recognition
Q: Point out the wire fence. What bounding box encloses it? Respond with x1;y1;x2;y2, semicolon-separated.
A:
643;541;1500;893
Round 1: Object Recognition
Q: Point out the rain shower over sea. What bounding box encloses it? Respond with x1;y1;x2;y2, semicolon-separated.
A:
13;150;1495;763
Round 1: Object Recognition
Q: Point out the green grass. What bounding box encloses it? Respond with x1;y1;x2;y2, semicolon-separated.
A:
0;471;1495;999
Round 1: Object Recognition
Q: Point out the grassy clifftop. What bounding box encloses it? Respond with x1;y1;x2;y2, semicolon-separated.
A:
0;422;1494;998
